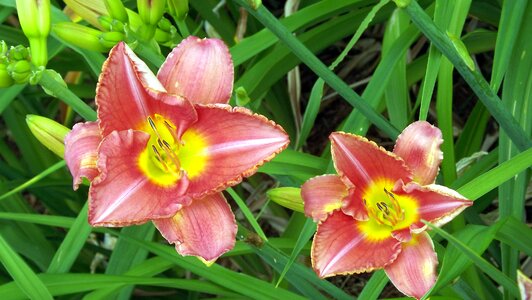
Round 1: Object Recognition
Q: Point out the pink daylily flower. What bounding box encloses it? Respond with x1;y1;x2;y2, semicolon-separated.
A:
301;121;472;299
64;37;289;263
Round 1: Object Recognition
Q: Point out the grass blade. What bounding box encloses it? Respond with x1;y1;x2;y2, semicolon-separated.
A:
0;234;53;300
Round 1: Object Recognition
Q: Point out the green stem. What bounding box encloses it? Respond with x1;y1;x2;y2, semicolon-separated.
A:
38;71;97;121
0;160;66;201
227;187;268;241
176;19;190;37
403;0;532;152
234;0;400;139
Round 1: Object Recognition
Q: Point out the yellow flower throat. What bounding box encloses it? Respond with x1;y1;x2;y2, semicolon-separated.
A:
138;114;208;187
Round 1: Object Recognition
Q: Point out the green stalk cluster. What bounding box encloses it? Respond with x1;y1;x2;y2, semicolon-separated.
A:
54;0;183;53
0;41;45;87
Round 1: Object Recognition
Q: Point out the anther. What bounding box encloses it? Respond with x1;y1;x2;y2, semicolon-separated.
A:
151;145;160;156
148;117;157;131
162;140;172;150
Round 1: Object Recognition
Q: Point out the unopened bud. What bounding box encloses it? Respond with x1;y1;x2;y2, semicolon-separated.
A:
0;41;8;56
158;17;172;32
235;86;251;106
64;0;108;29
16;0;51;66
99;31;125;49
267;187;304;213
168;0;188;21
0;63;14;88
138;0;167;26
26;115;70;158
8;45;30;61
98;15;114;31
16;0;51;38
8;60;32;84
53;23;108;52
104;0;128;23
246;0;261;10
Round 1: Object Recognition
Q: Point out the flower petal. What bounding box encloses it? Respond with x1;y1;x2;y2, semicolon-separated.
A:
394;182;472;229
518;270;532;300
89;130;189;226
182;104;289;200
393;121;443;185
329;132;412;219
301;175;347;222
153;192;237;263
97;42;197;138
157;36;234;104
64;121;101;190
384;232;438;299
312;211;401;278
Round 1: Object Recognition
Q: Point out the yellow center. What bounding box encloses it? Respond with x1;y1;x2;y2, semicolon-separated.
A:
358;178;419;240
138;115;208;187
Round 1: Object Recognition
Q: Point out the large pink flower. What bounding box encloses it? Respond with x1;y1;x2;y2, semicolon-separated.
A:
301;121;472;299
64;37;289;263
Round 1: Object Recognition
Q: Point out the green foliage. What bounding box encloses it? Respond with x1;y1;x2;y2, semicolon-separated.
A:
0;0;530;299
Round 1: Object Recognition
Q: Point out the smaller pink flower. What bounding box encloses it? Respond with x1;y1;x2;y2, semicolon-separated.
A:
301;121;472;299
64;37;289;264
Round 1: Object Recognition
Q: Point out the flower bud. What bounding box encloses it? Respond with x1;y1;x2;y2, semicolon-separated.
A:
103;0;128;23
53;23;108;52
0;63;14;88
64;0;108;29
99;31;125;49
16;0;51;66
235;86;251;106
26;114;70;158
154;28;172;44
267;187;304;213
8;45;30;61
16;0;51;38
158;17;172;32
98;15;114;31
0;41;8;56
246;0;261;9
167;0;188;21
138;0;167;26
7;60;32;84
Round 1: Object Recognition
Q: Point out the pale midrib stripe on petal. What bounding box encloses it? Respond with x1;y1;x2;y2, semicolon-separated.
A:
95;176;149;223
335;140;372;184
321;232;365;276
205;137;286;154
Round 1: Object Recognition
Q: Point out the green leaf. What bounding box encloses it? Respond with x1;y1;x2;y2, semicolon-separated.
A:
235;0;399;139
358;270;388;299
404;0;532;152
457;146;532;200
0;234;53;300
425;221;519;298
228;187;268;241
276;218;316;286
0;273;238;298
47;203;92;273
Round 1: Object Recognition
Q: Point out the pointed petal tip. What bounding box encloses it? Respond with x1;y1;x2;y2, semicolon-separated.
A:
184;104;289;199
158;36;234;104
311;211;401;278
64;121;101;190
301;175;347;222
394;121;443;185
396;182;472;228
385;232;438;299
154;193;237;262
